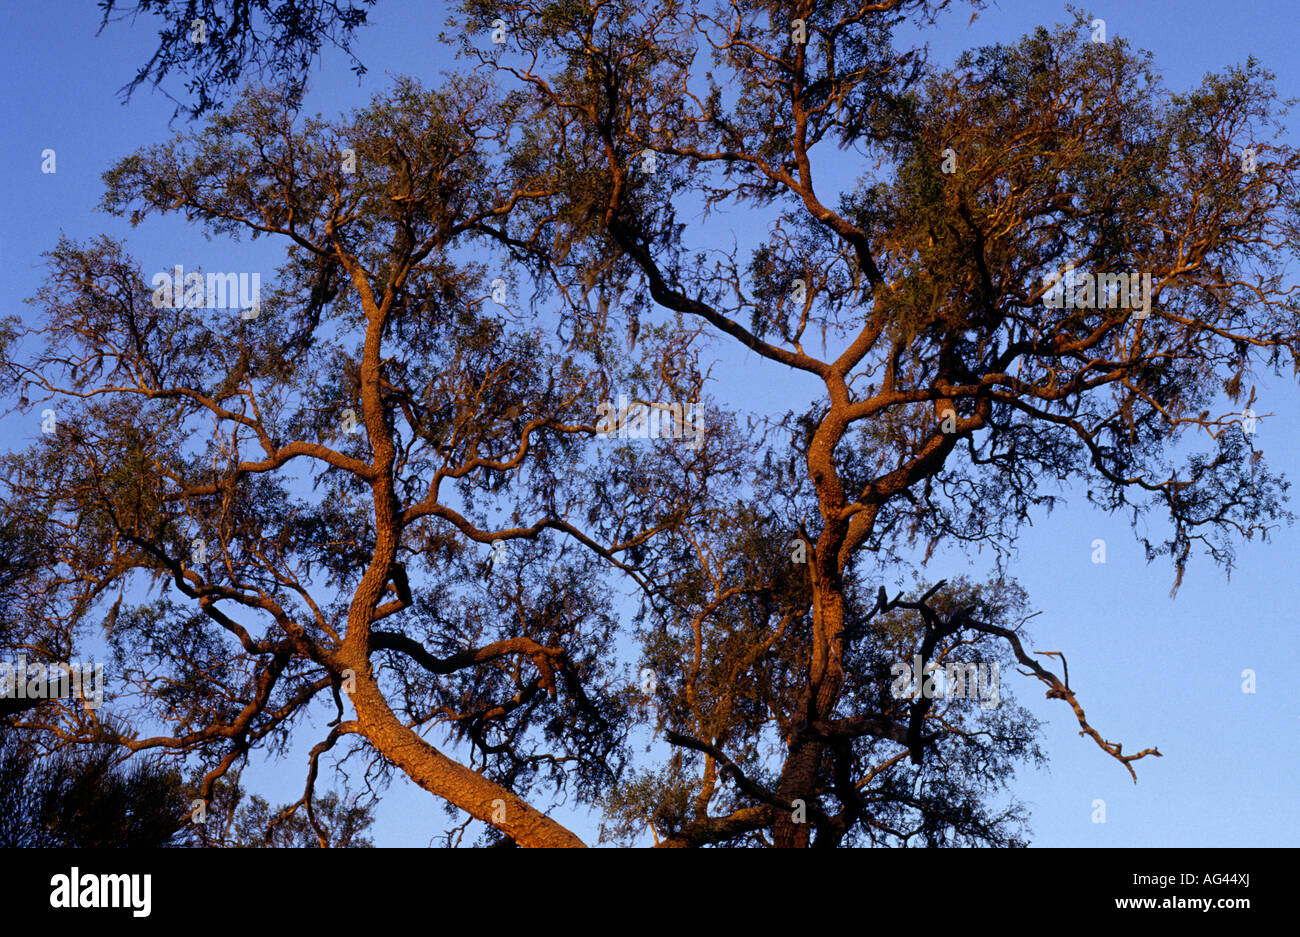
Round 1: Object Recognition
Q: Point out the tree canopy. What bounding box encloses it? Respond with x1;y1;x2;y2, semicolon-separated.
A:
4;0;1298;847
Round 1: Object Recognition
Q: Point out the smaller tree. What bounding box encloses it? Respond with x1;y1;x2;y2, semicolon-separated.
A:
0;724;190;847
0;720;375;847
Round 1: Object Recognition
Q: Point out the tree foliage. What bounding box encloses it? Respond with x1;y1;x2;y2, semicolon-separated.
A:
3;0;1298;847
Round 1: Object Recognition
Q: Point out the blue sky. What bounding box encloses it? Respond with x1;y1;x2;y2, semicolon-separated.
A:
1;0;1296;846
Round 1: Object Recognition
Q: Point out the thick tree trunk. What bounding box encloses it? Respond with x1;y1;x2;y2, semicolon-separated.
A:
329;282;583;847
347;663;586;848
773;418;853;847
773;740;821;847
772;576;849;847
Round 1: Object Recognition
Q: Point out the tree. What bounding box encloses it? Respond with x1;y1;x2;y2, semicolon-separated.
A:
435;0;1299;846
12;0;1298;847
0;722;190;847
2;76;702;848
0;722;374;847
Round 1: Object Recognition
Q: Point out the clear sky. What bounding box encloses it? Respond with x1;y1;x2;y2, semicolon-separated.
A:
1;0;1296;847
